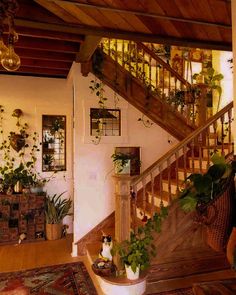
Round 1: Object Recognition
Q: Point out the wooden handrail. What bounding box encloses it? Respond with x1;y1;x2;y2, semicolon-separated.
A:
137;42;191;87
131;101;233;186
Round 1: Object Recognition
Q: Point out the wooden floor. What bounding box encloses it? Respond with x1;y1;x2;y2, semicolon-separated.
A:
0;234;103;294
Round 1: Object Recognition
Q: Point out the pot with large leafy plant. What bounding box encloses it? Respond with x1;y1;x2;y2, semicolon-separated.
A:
112;206;168;280
45;192;72;240
178;153;235;252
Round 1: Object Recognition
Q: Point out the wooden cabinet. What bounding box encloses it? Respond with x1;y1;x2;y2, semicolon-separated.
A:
0;193;45;244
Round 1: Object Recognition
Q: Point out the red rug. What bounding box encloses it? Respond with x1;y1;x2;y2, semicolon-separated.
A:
150;287;193;295
0;262;98;294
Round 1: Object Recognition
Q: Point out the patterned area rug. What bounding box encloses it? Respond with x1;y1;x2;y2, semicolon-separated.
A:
0;262;98;294
150;287;193;295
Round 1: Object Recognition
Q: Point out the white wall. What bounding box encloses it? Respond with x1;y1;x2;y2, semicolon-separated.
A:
212;50;233;112
0;75;74;231
71;63;178;252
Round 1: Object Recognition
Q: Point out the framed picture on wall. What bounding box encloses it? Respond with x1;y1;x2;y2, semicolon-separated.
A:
42;115;66;172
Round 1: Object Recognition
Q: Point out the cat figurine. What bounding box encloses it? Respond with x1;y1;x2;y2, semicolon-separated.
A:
99;235;113;261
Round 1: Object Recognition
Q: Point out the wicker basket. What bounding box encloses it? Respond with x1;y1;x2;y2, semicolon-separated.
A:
92;259;116;277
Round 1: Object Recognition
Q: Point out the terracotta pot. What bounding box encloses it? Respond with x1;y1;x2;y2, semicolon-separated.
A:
46;223;62;240
226;227;236;266
10;133;25;152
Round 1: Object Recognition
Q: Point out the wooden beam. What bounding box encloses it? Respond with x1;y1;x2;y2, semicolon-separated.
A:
45;0;231;29
15;36;80;53
76;35;101;62
20;58;72;70
15;48;75;62
0;67;68;77
16;26;84;43
14;19;232;51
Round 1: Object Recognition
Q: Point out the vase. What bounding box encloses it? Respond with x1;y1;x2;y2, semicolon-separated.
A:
226;227;236;267
125;264;140;280
46;223;62;240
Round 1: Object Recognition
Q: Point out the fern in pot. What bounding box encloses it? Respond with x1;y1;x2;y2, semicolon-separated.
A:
45;192;72;240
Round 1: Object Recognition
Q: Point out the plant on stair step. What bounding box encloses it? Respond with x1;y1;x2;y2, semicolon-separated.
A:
178;153;235;213
192;66;223;112
111;206;168;279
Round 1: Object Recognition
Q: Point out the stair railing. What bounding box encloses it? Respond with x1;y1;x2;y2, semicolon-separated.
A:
101;38;198;126
130;102;233;228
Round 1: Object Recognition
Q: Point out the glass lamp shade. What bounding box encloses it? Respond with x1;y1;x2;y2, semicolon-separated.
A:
0;39;8;59
1;44;21;71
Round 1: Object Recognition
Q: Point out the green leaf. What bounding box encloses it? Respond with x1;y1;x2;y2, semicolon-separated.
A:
179;195;198;212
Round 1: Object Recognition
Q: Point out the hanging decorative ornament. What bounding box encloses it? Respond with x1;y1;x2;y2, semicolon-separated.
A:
1;33;20;71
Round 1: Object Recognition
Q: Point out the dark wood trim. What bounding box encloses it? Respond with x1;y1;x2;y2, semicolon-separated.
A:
14;19;232;51
76;35;101;62
45;0;231;29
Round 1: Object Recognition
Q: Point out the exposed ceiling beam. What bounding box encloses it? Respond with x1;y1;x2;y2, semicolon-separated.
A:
20;58;72;70
16;26;84;43
14;19;232;51
16;48;75;62
15;35;80;53
45;0;231;29
0;67;68;77
76;35;101;62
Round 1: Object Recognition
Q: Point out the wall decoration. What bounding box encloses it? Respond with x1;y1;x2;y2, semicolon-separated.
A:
42;115;66;172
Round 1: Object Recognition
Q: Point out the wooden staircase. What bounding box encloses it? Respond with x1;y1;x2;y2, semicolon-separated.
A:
81;39;201;140
78;39;235;292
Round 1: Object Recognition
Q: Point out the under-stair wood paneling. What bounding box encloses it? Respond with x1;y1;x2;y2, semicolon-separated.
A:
76;212;115;256
81;55;195;140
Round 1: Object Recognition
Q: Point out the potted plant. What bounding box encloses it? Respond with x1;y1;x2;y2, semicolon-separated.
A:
178;153;235;252
112;207;168;280
111;152;141;175
45;192;72;240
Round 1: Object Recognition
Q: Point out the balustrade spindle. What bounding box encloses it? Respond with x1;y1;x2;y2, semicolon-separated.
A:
228;109;232;154
150;173;154;218
206;126;210;167
213;121;218;151
175;152;179;193
142;178;146;218
167;158;171;202
198;134;203;172
183;146;187;180
190;140;195;173
220;115;225;156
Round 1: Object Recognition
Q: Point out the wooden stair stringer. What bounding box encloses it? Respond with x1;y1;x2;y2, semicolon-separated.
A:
81;54;195;140
76;211;115;255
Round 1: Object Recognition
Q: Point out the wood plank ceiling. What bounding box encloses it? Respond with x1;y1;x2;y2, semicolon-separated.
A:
0;0;232;78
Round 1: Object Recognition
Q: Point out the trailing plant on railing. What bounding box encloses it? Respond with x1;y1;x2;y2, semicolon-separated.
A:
111;206;168;273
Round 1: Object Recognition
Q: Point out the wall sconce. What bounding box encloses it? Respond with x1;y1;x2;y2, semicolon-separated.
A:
0;0;20;72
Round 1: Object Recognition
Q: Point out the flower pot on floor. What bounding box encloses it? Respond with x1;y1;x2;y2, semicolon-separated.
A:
125;264;140;280
46;223;62;240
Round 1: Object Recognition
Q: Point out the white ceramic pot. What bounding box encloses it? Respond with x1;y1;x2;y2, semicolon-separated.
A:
125;264;140;280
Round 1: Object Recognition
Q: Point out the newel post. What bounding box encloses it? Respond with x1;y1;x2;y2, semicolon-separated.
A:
113;174;133;243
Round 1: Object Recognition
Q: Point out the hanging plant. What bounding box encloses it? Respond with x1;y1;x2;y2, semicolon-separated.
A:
89;79;108;145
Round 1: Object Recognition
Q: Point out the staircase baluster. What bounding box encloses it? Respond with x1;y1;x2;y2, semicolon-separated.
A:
150;172;154;218
149;55;152;86
198;133;203;173
175;152;179;195
159;164;163;206
167;158;171;203
190;140;195;173
115;39;118;64
213;120;218;152
155;60;158;90
135;43;138;79
206;126;210;168
122;40;125;67
108;38;111;56
220;114;225;156
183;145;187;180
142;178;147;220
228;108;232;154
162;67;165;99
